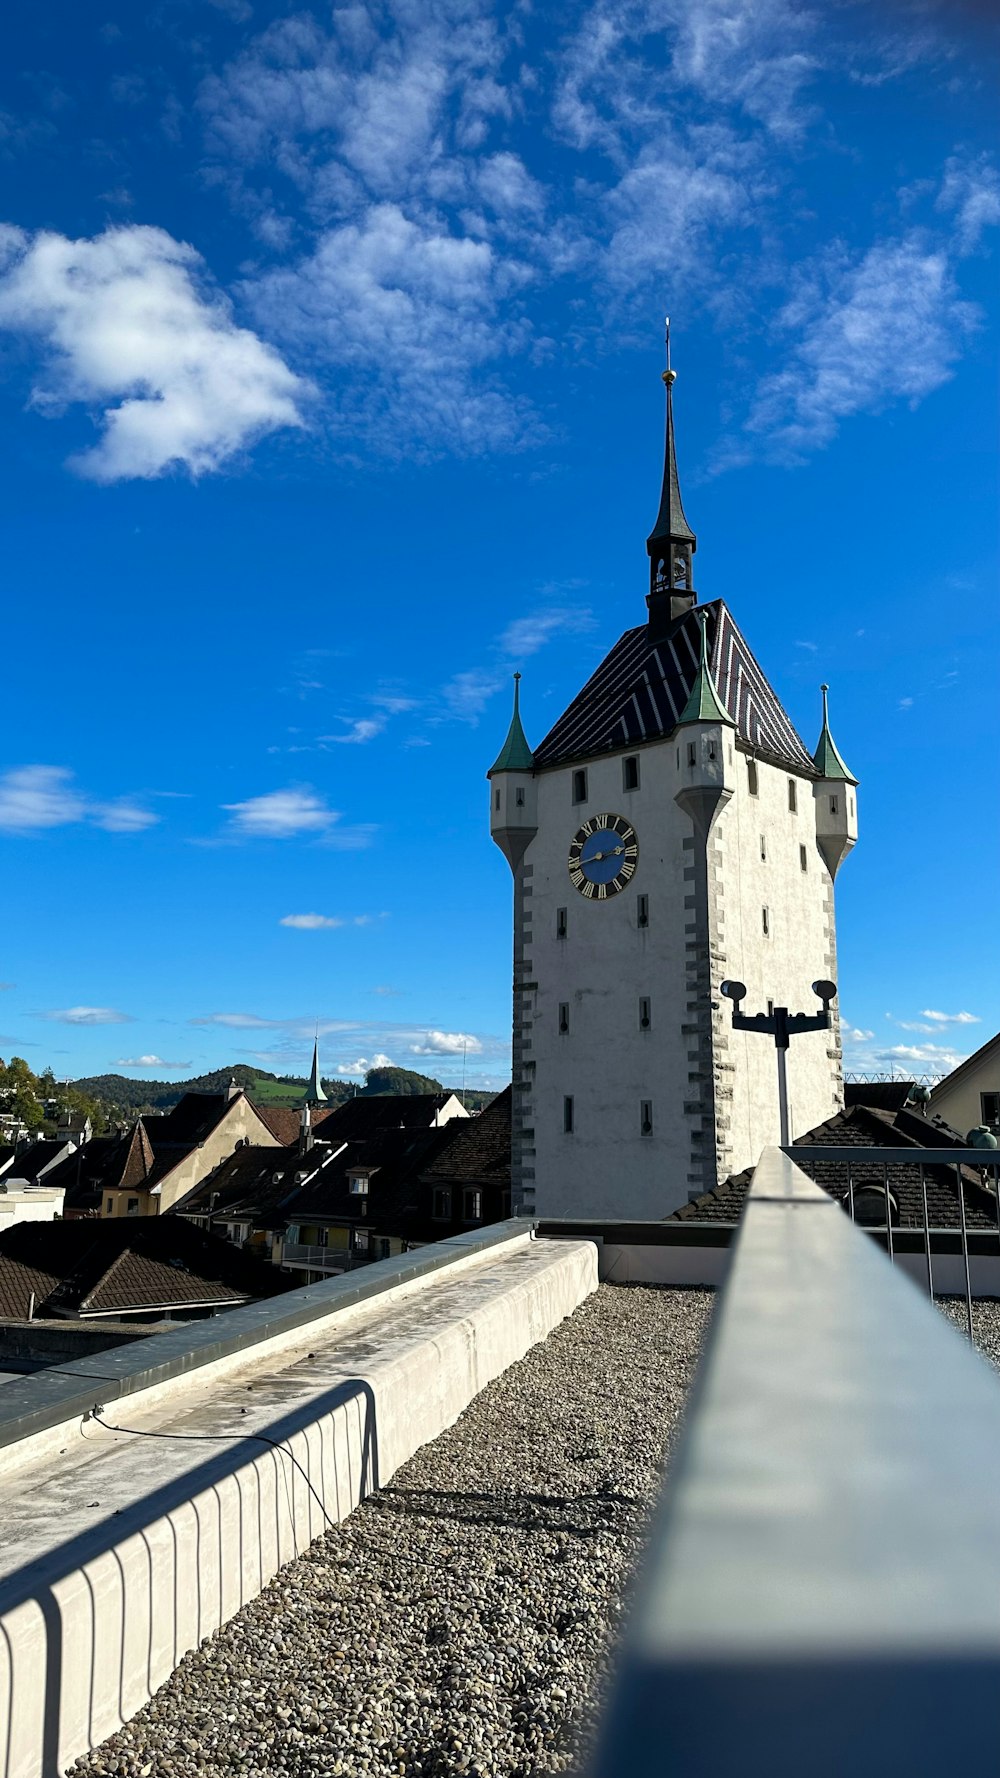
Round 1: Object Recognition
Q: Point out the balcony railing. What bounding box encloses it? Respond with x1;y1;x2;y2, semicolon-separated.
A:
590;1145;1000;1778
281;1243;379;1273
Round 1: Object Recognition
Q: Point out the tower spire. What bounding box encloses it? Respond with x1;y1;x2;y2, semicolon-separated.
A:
302;1037;328;1107
678;610;733;728
813;684;856;783
647;318;696;634
488;672;534;775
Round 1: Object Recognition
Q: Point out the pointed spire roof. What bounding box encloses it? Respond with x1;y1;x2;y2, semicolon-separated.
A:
813;684;856;783
678;610;734;727
302;1039;328;1106
646;327;695;551
488;673;534;774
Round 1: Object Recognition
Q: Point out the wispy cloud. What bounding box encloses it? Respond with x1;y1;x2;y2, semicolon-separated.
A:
937;153;1000;253
220;786;374;846
279;912;381;929
0;766;157;834
499;608;595;658
743;232;980;461
190;1011;278;1029
920;1008;980;1025
0;224;308;481
44;1006;131;1025
114;1055;192;1069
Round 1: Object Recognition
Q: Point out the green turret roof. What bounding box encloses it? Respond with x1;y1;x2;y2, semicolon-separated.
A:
678;611;734;727
300;1038;328;1107
813;684;856;783
489;673;534;774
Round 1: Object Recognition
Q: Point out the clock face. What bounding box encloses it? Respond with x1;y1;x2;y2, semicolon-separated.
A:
568;813;638;899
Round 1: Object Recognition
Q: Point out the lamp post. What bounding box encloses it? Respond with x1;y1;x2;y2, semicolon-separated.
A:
720;979;838;1147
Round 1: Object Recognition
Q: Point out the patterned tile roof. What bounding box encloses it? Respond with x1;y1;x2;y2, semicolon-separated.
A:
532;600;814;774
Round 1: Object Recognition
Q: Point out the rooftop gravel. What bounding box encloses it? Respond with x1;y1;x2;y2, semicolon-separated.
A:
68;1283;712;1778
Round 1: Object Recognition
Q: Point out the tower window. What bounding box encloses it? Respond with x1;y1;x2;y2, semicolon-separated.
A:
849;795;854;817
563;1096;574;1134
636;894;649;928
830;794;840;814
762;906;770;936
747;759;759;797
760;835;767;861
572;769;588;804
788;779;798;813
800;844;808;872
623;755;640;792
558;1002;569;1034
639;997;651;1031
686;742;696;766
515;787;525;806
707;739;717;760
494;789;500;810
640;1101;653;1136
556;906;568;939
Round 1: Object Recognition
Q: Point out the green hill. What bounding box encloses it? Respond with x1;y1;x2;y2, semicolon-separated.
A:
68;1062;499;1119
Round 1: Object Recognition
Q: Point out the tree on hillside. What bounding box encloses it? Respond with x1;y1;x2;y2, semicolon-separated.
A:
364;1064;445;1097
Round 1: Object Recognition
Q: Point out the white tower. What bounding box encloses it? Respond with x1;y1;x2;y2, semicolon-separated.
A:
489;344;859;1219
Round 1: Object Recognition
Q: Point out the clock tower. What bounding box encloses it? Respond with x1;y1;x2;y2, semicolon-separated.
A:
489;344;858;1219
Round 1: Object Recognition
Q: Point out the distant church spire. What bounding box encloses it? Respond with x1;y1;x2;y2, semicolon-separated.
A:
302;1037;328;1107
646;320;697;634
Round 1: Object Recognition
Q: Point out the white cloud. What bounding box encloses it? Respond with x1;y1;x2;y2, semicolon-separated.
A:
0;223;307;481
937;154;1000;253
920;1009;980;1025
338;1051;394;1075
442;668;504;722
410;1030;483;1056
279;912;378;929
190;1012;279;1029
0;765;157;834
845;1026;874;1042
321;717;386;745
248;202;533;454
44;1006;131;1025
222;786;343;838
114;1055;192;1069
874;1041;969;1075
745;232;980;458
499;608;595;658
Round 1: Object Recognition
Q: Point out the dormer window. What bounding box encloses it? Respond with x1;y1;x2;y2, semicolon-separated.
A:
349;1172;369;1196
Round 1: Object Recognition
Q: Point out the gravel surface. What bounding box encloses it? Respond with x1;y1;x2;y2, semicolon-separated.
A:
69;1283;713;1778
939;1295;1000;1365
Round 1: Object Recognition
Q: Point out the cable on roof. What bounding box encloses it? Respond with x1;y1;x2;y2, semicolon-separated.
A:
89;1408;341;1533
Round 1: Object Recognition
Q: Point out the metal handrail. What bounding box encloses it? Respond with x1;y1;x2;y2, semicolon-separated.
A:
590;1148;1000;1778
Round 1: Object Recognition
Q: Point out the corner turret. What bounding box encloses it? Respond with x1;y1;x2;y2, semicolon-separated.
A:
488;673;538;872
812;683;858;879
673;609;736;837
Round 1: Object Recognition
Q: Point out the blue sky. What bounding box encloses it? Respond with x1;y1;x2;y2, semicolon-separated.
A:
0;0;997;1091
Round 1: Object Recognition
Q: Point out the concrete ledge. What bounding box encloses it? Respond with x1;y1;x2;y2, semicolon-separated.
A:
0;1232;596;1778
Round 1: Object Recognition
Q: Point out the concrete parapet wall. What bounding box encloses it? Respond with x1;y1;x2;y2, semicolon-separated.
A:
0;1231;598;1778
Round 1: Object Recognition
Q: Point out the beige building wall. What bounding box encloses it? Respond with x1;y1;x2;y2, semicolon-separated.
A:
103;1096;281;1217
930;1039;1000;1138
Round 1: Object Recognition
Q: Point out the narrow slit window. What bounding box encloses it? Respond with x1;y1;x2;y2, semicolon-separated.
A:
556;907;568;939
640;1100;653;1136
760;835;767;861
515;786;525;806
788;779;798;813
563;1096;574;1134
636;894;649;928
686;742;696;766
639;997;651;1031
830;794;839;814
849;794;854;817
558;1002;569;1034
623;755;640;792
762;905;770;936
800;843;808;872
572;768;588;804
707;739;717;760
494;789;500;810
747;759;759;797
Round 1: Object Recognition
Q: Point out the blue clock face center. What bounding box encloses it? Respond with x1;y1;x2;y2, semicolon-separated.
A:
580;827;627;884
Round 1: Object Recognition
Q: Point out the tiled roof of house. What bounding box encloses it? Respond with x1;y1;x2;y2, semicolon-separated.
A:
671;1102;996;1231
0;1218;293;1319
252;1103;336;1146
532;601;814;773
286;1128;443;1226
318;1095;463;1142
420;1089;512;1184
844;1081;915;1113
6;1140;70;1182
173;1145;313;1222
